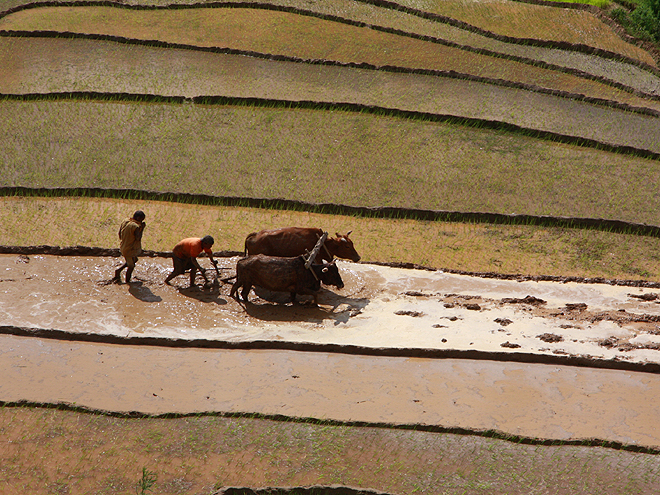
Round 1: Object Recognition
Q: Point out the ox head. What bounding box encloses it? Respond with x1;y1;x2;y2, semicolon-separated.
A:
327;231;361;262
314;261;344;289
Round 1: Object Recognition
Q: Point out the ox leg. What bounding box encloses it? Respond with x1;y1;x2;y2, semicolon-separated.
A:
241;284;251;302
229;280;240;299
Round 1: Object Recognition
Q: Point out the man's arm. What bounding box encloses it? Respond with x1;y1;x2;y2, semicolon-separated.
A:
135;222;145;242
204;247;217;267
191;256;204;272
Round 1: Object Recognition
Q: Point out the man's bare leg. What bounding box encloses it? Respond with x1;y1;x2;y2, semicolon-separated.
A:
113;263;127;283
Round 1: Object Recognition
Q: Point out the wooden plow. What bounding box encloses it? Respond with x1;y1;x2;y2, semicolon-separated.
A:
304;231;328;280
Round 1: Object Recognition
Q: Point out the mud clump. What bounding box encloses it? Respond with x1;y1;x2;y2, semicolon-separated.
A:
628;293;659;301
395;310;424;317
565;303;588;312
501;295;546;305
537;333;564;343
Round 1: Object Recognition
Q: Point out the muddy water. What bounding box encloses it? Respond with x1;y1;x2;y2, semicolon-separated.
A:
0;255;660;363
2;333;660;448
2;254;660;365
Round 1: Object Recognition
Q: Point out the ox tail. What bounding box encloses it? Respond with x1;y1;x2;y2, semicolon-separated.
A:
244;232;257;257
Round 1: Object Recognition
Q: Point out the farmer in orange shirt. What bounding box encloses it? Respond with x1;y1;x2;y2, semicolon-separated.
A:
164;235;217;287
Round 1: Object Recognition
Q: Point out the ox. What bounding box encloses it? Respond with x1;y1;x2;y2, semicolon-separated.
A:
230;254;344;305
244;227;360;263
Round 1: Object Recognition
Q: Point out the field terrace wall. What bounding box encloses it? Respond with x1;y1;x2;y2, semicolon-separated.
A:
5;242;660;289
5;186;660;238
2;91;660;157
4;322;660;374
1;0;657;72
2;28;659;105
213;486;395;495
5;398;659;456
7;186;660;290
1;1;659;97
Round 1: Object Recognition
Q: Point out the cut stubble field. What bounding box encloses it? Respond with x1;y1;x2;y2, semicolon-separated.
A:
3;38;659;154
1;6;657;109
0;0;654;67
2;100;660;226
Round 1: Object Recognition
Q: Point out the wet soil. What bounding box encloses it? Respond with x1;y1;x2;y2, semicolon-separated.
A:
3;254;660;367
3;253;660;448
4;332;660;448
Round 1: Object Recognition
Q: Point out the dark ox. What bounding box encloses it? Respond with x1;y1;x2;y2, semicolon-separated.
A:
230;254;344;305
244;227;360;263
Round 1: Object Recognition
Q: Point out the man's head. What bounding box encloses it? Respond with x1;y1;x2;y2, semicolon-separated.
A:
133;210;146;222
201;235;214;248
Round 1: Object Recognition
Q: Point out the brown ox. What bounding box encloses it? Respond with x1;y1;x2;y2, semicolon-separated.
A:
244;227;360;263
230;254;344;305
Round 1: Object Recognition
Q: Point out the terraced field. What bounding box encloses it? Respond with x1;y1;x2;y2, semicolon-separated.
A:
2;0;660;494
2;0;660;214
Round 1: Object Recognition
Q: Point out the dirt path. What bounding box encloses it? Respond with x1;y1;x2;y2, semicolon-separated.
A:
2;253;660;449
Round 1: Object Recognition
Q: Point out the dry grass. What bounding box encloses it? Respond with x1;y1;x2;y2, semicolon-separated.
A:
4;196;660;281
1;405;660;495
2;100;660;226
1;5;657;111
0;0;653;66
395;0;656;65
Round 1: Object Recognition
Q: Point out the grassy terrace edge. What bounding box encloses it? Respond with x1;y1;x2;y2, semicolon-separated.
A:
4;324;660;374
3;28;658;105
215;487;391;495
3;93;660;159
365;0;660;68
6;186;660;237
2;0;658;74
3;398;659;455
2;0;659;100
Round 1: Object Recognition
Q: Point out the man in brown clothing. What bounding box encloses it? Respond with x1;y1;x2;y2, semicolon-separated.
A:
113;210;146;284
